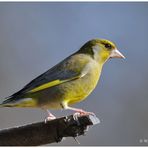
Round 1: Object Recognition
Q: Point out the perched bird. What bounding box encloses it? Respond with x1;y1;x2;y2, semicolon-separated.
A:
0;39;125;121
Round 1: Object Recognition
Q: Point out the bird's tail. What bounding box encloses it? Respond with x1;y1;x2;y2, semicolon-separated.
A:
0;96;16;107
0;95;37;108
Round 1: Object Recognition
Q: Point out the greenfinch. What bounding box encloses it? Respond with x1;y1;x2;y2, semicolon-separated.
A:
0;39;125;120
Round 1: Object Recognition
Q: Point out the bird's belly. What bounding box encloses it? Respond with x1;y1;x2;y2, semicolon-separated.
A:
38;73;100;109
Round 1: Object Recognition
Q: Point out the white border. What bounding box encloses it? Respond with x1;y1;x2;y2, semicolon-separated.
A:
0;0;148;2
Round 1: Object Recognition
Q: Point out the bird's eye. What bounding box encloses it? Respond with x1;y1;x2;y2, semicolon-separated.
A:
104;43;112;49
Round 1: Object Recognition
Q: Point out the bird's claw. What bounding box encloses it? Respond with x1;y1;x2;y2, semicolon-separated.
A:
73;110;95;121
73;112;81;120
44;110;56;123
44;115;56;123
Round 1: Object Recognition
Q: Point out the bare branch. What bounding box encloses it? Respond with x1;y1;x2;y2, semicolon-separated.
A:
0;114;100;146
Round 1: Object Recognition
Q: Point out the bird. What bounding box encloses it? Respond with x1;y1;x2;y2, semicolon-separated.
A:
0;38;125;121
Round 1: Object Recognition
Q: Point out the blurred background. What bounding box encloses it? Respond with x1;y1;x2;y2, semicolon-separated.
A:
0;2;147;146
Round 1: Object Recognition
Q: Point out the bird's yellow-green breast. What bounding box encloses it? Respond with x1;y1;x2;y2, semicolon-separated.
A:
58;54;103;106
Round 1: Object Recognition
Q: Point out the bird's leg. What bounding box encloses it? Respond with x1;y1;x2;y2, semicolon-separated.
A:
61;103;95;120
45;109;56;123
66;106;95;116
61;103;95;115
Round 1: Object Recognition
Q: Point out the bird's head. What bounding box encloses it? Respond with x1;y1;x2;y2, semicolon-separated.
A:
78;39;125;64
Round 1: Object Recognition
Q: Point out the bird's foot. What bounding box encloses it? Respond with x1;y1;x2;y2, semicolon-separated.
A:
45;115;56;123
45;111;56;123
73;109;95;120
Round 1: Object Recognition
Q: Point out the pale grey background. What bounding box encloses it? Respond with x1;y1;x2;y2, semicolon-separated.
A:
0;2;147;146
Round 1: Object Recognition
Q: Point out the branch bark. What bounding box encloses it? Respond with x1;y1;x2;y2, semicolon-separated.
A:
0;114;100;146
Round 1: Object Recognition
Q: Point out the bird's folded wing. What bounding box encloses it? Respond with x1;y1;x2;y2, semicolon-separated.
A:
11;56;89;96
28;74;83;93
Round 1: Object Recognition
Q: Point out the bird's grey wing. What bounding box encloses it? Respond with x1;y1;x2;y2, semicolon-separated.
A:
10;56;87;97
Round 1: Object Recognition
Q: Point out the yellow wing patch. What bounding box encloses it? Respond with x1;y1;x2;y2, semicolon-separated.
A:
28;75;82;93
29;80;63;93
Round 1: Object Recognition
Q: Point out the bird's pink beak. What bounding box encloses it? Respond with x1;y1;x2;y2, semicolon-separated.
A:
110;49;125;59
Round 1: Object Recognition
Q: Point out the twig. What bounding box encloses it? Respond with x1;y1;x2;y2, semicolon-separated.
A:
0;114;100;146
